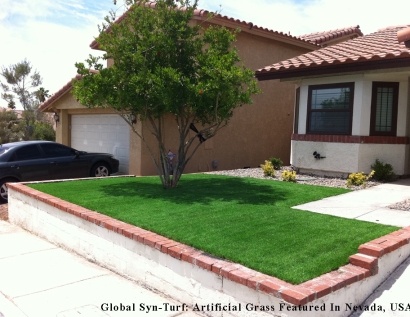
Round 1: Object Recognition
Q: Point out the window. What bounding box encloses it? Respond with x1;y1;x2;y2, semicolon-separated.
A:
9;145;43;161
370;82;399;136
41;143;74;157
307;83;354;135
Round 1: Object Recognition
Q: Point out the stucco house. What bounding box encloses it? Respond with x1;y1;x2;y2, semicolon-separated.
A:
39;4;361;176
256;25;410;177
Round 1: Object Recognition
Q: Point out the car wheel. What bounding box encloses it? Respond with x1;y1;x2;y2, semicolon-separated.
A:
0;178;17;203
91;163;110;177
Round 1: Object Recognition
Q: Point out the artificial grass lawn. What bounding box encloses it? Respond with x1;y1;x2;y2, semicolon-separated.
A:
29;174;399;284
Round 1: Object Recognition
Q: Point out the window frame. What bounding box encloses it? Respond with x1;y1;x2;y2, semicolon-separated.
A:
294;87;300;134
306;82;355;135
369;82;399;137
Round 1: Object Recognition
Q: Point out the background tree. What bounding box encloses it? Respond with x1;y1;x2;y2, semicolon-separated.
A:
0;109;25;144
0;59;54;141
73;0;260;188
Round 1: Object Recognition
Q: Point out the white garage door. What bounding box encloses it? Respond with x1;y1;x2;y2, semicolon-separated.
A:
71;114;130;174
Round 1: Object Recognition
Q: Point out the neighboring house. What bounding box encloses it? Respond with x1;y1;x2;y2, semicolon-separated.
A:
39;5;358;176
256;25;410;177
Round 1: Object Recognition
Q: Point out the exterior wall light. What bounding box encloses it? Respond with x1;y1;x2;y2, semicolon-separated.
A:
130;114;137;124
313;151;326;159
54;112;60;123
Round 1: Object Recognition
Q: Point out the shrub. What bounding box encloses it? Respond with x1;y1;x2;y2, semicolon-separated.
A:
261;160;275;177
281;170;296;182
371;159;395;181
269;157;283;170
346;170;375;187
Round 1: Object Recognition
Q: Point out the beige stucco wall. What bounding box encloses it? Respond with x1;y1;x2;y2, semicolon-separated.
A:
292;71;410;176
47;25;313;176
137;29;312;175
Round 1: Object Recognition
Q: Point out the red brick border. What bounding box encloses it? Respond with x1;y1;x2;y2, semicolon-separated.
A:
291;134;410;144
7;181;410;306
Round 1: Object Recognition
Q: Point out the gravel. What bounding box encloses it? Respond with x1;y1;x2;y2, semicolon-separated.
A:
388;199;410;211
205;167;410;211
205;167;382;191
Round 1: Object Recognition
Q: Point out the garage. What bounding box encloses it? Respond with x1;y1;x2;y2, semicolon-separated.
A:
71;114;130;174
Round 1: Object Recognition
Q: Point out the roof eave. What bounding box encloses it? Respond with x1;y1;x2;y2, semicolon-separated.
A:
39;86;72;112
39;76;81;112
256;58;410;81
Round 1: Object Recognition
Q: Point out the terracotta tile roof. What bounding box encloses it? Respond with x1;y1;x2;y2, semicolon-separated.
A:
89;1;317;50
298;25;363;45
256;25;410;80
39;75;81;112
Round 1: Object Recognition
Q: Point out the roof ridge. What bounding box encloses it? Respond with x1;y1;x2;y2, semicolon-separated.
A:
89;2;317;49
299;25;361;38
298;25;363;45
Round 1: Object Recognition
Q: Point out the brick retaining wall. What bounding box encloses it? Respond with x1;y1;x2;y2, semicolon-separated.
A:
7;178;410;317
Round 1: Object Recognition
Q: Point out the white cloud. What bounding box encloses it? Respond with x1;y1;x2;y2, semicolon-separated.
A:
0;0;117;109
1;0;409;109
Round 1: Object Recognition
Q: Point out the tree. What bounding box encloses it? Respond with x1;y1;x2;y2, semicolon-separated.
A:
0;59;53;141
72;0;260;188
0;109;25;144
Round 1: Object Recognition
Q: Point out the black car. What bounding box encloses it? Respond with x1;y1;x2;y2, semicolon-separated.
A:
0;141;120;202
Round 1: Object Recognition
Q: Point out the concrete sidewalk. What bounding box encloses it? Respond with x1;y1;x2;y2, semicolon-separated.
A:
0;221;199;317
349;254;410;317
293;179;410;227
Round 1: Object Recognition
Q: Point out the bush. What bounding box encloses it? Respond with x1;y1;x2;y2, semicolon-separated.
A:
371;159;395;181
281;170;296;182
346;170;375;187
31;122;55;141
261;160;275;177
269;157;283;170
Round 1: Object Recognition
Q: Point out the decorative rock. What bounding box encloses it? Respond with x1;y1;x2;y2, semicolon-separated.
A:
205;167;382;191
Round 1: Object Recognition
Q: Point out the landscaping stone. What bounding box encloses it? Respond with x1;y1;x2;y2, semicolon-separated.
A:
205;167;382;190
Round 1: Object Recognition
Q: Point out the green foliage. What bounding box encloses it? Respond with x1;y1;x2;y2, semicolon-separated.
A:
281;170;296;182
1;59;52;141
371;159;395;181
72;0;260;188
269;157;283;170
32;121;55;141
346;170;374;188
0;59;48;111
0;109;24;143
260;160;275;177
0;108;55;143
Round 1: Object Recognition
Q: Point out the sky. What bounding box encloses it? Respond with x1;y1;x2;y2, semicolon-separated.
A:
1;0;409;109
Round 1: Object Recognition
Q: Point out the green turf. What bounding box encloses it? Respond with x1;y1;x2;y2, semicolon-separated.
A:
29;174;399;284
